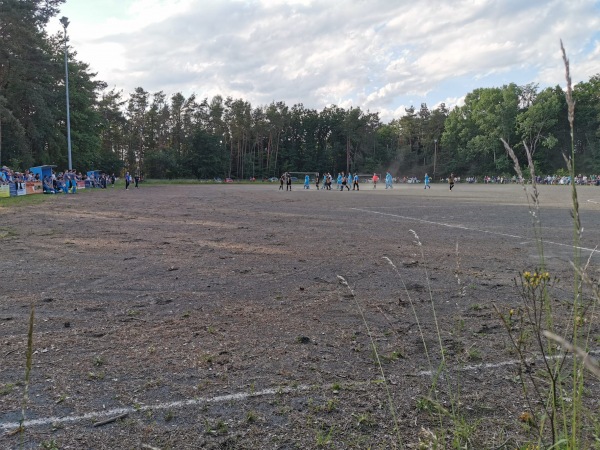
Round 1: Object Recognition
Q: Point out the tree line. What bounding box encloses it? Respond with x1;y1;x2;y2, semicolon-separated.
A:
2;0;599;180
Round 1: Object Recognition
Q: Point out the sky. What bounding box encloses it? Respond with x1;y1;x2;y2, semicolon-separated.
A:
47;0;600;123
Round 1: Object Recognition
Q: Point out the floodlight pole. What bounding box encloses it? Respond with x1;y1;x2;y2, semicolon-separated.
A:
60;16;72;170
433;138;438;182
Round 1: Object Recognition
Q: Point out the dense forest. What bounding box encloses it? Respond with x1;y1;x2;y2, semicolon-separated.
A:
2;0;600;180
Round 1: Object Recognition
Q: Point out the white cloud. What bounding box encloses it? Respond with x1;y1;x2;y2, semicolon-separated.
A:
49;0;600;122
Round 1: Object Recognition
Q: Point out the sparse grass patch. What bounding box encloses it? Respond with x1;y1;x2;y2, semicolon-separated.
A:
40;439;60;450
246;410;258;423
204;418;228;435
466;346;482;361
315;424;335;447
355;412;376;429
87;371;105;381
0;227;17;239
0;195;49;208
0;383;15;395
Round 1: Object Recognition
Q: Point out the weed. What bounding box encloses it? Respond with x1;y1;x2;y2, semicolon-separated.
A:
41;440;60;450
0;383;15;396
323;398;338;413
467;346;482;361
494;43;600;449
204;419;228;435
338;275;402;446
453;317;465;334
93;355;105;367
0;227;17;239
356;412;376;428
216;419;228;435
18;303;35;437
331;382;341;392
246;410;257;423
164;410;174;422
87;371;105;380
315;425;334;447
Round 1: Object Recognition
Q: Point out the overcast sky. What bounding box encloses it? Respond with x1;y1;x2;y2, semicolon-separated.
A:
48;0;600;122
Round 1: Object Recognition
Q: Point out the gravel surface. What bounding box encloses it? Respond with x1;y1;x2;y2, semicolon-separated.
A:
1;182;599;449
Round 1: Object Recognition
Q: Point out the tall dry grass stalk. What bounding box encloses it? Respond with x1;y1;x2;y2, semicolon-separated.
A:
337;275;403;448
385;232;475;448
18;304;35;441
496;42;598;449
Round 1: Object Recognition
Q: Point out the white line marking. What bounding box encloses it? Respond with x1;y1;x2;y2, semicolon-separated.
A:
0;385;311;432
588;199;600;205
416;350;600;377
352;208;599;254
4;348;599;432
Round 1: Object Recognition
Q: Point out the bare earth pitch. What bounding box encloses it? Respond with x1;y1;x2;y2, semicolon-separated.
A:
1;183;599;449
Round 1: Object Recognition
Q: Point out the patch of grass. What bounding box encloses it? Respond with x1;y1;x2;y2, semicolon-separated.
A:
315;425;335;447
0;195;50;209
87;371;105;381
380;349;404;363
467;346;482;361
323;398;338;413
204;419;228;435
246;410;258;423
355;412;376;428
93;356;105;367
415;396;438;415
0;227;17;239
0;383;15;396
164;409;175;422
40;439;60;450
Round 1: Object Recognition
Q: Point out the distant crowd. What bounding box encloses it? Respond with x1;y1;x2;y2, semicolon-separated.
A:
0;166;142;195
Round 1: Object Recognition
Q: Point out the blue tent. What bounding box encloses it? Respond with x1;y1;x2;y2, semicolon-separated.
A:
29;165;56;180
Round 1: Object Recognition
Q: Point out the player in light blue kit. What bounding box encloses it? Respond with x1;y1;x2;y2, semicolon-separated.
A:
424;173;430;189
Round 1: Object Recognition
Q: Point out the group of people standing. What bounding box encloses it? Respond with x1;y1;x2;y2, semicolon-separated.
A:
319;172;360;191
277;171;458;191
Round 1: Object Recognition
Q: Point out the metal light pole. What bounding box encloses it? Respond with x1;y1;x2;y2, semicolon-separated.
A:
433;138;438;182
60;16;72;170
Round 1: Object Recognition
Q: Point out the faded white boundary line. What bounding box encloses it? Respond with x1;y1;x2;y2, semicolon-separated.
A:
416;350;600;377
352;208;599;254
3;349;599;432
1;384;311;433
588;199;600;205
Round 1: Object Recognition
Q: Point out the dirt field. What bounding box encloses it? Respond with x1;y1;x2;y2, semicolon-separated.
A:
1;182;599;449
